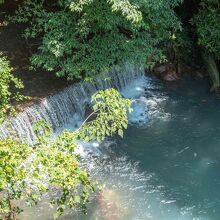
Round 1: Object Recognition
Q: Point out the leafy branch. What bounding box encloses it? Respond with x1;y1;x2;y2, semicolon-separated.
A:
0;88;132;220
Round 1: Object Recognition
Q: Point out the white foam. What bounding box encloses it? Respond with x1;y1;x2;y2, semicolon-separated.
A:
75;140;102;157
121;75;170;125
121;76;148;99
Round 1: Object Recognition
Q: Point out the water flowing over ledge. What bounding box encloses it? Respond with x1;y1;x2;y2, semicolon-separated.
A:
0;64;144;143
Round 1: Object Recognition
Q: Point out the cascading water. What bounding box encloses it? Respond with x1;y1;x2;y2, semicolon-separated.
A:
0;64;143;143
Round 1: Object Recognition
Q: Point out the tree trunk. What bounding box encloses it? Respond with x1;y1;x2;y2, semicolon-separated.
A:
202;50;220;93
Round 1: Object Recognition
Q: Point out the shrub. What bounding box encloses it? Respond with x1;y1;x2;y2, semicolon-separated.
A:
192;0;220;59
0;54;25;123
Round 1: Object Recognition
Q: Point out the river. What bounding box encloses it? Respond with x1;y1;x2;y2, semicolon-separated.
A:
20;75;220;220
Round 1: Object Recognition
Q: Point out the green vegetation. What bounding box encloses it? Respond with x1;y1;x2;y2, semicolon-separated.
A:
193;0;220;58
192;0;220;92
0;0;220;219
0;89;132;220
0;54;26;123
79;88;132;141
3;0;220;90
11;0;181;80
0;129;94;220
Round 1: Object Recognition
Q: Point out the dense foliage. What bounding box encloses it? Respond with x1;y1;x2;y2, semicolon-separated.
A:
191;0;220;92
0;54;25;123
192;0;220;59
193;0;220;59
11;0;182;80
0;88;132;220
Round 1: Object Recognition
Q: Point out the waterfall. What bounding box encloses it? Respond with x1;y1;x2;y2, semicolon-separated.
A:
0;64;144;143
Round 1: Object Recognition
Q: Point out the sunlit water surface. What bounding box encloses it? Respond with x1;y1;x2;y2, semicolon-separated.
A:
20;76;220;220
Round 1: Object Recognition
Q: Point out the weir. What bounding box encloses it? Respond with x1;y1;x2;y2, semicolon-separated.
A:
0;65;144;143
2;65;218;220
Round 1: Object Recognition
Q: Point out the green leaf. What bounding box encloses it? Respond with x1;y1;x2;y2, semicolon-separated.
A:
118;129;123;138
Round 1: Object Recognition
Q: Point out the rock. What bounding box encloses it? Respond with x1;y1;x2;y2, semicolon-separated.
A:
153;64;179;81
162;68;179;81
153;65;167;75
178;62;206;79
152;62;207;81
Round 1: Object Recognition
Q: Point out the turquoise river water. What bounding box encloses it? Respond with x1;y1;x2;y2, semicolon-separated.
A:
20;75;220;220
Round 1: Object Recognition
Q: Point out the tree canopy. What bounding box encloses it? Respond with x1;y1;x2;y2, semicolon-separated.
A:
192;0;220;59
11;0;182;79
